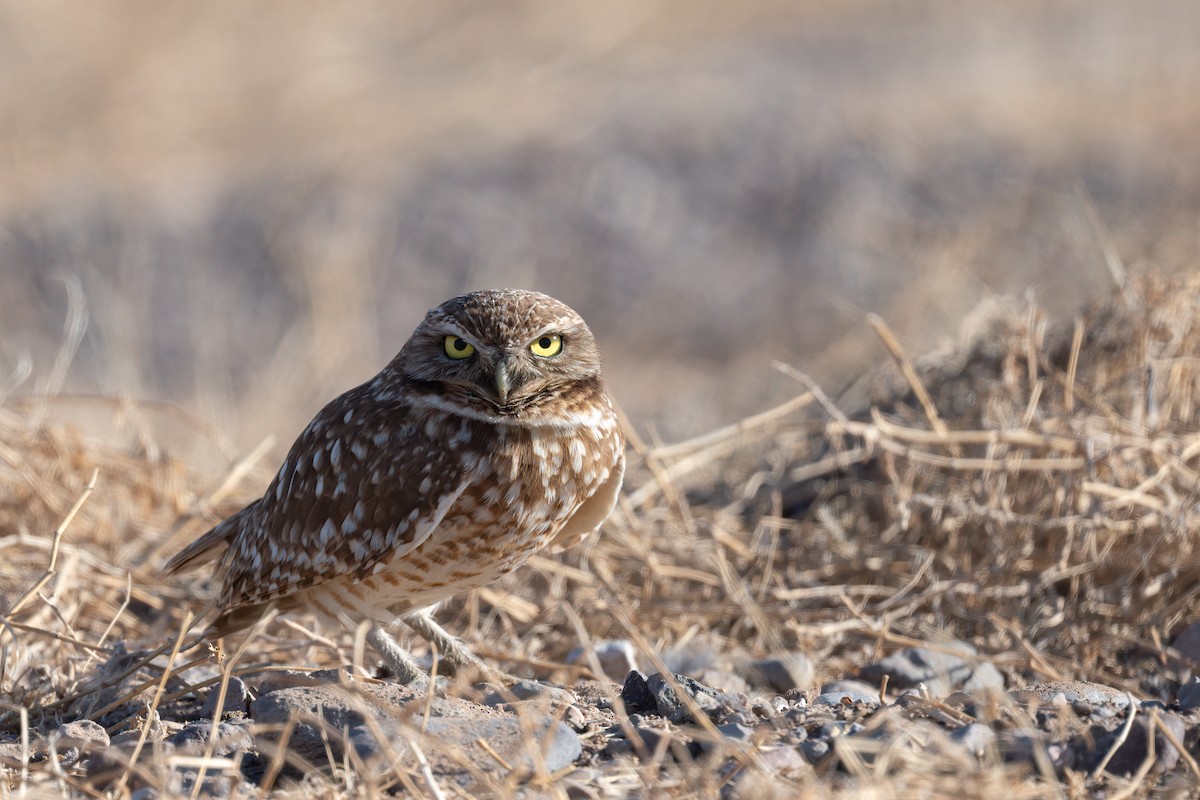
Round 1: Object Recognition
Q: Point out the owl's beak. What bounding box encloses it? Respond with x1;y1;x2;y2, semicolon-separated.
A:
494;361;511;405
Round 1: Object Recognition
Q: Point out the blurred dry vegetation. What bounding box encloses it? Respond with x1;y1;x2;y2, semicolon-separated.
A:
3;0;1200;796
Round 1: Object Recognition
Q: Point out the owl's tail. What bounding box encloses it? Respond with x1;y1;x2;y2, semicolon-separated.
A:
162;503;257;575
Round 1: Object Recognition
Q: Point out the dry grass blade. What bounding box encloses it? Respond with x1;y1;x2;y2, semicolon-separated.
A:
1088;693;1137;782
646;391;815;462
114;610;193;795
6;468;97;618
867;314;960;457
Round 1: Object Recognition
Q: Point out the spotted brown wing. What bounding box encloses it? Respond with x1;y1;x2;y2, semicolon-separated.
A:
189;382;472;613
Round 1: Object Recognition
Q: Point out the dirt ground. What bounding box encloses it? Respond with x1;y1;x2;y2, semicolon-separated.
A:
5;268;1200;798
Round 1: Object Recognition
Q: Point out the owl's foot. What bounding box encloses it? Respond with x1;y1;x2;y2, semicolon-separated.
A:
398;613;569;700
365;623;428;686
400;611;494;677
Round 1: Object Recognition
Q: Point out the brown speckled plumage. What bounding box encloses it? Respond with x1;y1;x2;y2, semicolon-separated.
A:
166;290;624;676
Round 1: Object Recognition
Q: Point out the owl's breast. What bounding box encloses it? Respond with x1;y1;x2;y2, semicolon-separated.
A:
346;408;622;617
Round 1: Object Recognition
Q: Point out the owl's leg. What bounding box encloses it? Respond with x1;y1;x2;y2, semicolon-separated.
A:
365;622;428;685
401;611;489;676
401;612;575;703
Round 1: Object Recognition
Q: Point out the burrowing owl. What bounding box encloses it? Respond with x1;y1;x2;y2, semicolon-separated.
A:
165;289;625;683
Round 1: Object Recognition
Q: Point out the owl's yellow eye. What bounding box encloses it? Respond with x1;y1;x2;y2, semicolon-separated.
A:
443;335;476;360
529;334;563;358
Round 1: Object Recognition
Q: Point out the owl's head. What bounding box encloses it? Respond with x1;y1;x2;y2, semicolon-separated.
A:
390;289;606;422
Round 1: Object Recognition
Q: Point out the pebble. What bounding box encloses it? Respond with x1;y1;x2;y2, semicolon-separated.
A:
821;678;878;696
799;739;831;764
697;669;749;696
1085;712;1186;777
859;642;1001;697
562;704;588;731
645;672;726;724
1178;675;1200;710
951;722;996;756
200;677;250;718
480;679;576;706
814;690;880;707
252;681;453;762
998;728;1074;773
716;722;754;742
619;671;659;715
1169;620;1200;671
1011;681;1132;710
52;719;110;751
632;725;672;755
566;640;640;682
167;720;254;757
758;745;806;773
746;654;814;694
351;717;582;774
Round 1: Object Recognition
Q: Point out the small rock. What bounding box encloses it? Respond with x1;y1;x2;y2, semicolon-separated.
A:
0;742;30;765
943;691;979;710
951;723;996;757
698;669;749;696
723;766;799;800
821;679;879;696
815;720;864;739
786;726;808;744
746;654;814;694
602;736;635;757
661;641;718;676
167;720;253;757
799;739;831;764
252;681;463;763
717;722;755;743
860;642;999;698
961;661;1005;693
248;669;317;694
200;678;250;718
1084;712;1186;777
1011;681;1132;710
167;764;242;799
52;720;110;751
894;687;928;707
619;671;658;715
562;704;588;732
352;716;582;774
1177;676;1200;710
561;769;604;800
567;640;640;682
1169;620;1200;671
645;673;726;724
815;690;879;707
749;697;782;719
758;745;806;773
999;728;1074;773
480;679;575;707
632;725;672;755
87;741;176;790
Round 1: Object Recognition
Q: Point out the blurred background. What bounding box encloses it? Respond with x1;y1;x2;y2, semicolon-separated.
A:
1;0;1197;463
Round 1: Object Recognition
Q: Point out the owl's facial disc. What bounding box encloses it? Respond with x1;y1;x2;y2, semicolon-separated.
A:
393;289;604;421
